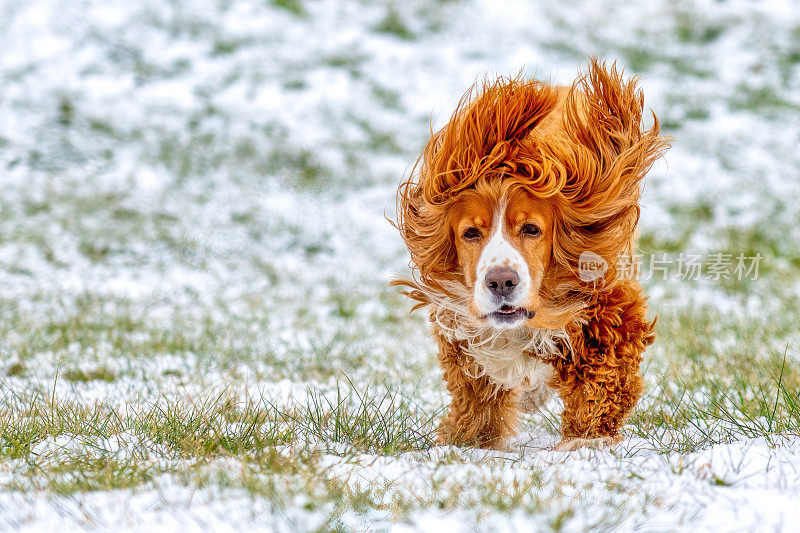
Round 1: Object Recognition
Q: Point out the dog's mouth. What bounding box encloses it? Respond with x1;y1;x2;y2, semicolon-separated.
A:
482;305;536;325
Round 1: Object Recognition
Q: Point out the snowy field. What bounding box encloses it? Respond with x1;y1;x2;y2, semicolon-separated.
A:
2;0;800;530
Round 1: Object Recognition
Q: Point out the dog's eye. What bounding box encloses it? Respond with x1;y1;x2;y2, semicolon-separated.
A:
462;227;481;241
521;224;541;237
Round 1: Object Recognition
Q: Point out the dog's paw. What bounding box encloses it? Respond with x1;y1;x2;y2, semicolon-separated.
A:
554;436;619;451
436;425;510;450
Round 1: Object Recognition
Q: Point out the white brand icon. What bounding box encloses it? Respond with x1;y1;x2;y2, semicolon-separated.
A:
578;251;607;282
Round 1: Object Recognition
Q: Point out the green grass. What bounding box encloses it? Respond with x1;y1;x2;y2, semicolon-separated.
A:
375;8;414;40
0;378;437;493
2;0;800;528
272;0;306;17
3;169;800;520
63;366;117;383
4;287;799;517
283;380;439;454
730;85;800;114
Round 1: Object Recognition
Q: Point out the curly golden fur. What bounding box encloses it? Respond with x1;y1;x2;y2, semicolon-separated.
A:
392;59;669;449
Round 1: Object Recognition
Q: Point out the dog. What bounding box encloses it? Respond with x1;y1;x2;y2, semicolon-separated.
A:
392;59;669;450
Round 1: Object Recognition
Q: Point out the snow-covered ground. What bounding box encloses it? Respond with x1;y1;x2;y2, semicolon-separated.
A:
1;0;800;530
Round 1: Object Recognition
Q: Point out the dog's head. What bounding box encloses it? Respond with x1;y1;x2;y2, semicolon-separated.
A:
396;59;669;329
446;186;554;328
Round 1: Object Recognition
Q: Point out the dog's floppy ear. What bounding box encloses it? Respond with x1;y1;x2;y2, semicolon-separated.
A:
561;58;669;218
570;59;657;160
550;58;670;284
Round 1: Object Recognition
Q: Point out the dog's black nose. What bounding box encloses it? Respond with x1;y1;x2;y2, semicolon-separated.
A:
484;267;519;298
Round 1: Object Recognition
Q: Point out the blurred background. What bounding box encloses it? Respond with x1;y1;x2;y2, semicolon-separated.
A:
1;0;800;529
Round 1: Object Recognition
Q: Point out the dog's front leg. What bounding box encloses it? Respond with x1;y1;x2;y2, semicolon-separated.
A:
548;281;655;449
434;335;519;449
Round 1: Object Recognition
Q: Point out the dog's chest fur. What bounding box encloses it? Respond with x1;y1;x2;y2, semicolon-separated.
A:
432;305;569;392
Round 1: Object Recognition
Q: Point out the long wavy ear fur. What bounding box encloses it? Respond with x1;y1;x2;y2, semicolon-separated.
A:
546;58;671;295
